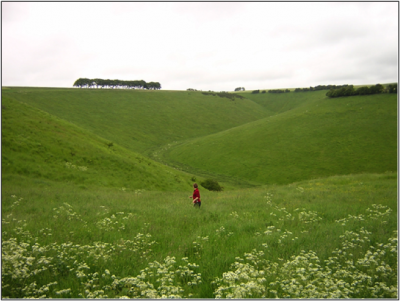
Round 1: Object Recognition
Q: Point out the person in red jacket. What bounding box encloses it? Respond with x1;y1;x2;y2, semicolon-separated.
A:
189;183;201;208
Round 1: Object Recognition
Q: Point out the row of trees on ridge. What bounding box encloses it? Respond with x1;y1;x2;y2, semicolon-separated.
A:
294;84;350;92
73;78;161;90
326;83;397;98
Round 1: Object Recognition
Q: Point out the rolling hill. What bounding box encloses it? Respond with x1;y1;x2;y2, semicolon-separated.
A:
1;94;193;191
2;88;271;156
163;91;397;185
2;86;397;189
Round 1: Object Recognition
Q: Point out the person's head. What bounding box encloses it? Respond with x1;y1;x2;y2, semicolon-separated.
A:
193;183;198;189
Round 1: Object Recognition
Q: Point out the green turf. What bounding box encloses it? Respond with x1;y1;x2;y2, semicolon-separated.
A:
2;87;271;156
1;95;193;191
164;91;397;185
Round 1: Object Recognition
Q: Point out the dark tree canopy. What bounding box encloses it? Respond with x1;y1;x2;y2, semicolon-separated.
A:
73;78;161;90
326;83;395;98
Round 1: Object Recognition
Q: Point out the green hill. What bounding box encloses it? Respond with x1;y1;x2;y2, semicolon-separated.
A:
1;95;193;191
238;89;320;114
2;88;270;155
1;86;397;298
2;87;397;188
163;91;397;185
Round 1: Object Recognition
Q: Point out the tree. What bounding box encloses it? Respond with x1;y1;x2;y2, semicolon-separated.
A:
72;78;162;90
387;83;397;93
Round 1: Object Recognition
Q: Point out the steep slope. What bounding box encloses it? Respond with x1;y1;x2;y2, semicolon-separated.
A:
164;92;397;185
2;88;271;155
1;95;193;191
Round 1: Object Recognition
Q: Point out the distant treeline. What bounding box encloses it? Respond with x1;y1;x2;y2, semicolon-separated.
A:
268;89;290;93
73;78;161;90
294;84;350;92
202;91;245;101
251;85;348;94
251;89;290;94
326;83;397;98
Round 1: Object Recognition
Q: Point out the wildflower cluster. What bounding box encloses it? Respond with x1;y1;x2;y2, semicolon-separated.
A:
53;203;87;225
229;211;239;219
335;204;392;226
267;204;294;221
297;209;323;224
278;229;298;244
109;256;201;298
264;225;276;236
115;233;157;260
337;227;371;253
213;249;278;298
335;214;365;225
366;204;392;223
10;195;24;208
96;212;135;232
213;232;398;298
2;211;159;299
192;236;209;258
216;226;234;238
264;192;273;202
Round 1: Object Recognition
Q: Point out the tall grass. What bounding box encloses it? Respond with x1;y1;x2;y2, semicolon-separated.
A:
2;173;397;298
2;86;397;298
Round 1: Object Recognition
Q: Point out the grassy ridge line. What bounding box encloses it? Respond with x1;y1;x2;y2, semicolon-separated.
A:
2;87;272;156
165;92;397;185
1;96;193;191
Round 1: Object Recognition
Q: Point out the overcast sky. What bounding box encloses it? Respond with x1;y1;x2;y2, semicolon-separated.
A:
2;2;398;91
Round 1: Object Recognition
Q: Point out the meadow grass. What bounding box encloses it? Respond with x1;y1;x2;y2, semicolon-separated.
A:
1;86;397;298
2;172;397;298
165;91;397;185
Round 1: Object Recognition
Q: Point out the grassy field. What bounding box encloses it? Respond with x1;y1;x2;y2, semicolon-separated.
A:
2;173;397;298
1;86;398;298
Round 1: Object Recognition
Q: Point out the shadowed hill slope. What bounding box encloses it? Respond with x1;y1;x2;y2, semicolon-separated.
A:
164;92;397;185
1;95;193;191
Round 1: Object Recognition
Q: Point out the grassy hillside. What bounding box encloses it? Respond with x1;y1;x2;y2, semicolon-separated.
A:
1;86;397;298
238;90;321;114
1;95;193;191
2;87;271;155
164;91;397;185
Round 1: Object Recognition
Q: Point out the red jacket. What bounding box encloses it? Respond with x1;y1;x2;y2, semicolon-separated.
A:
193;188;201;203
